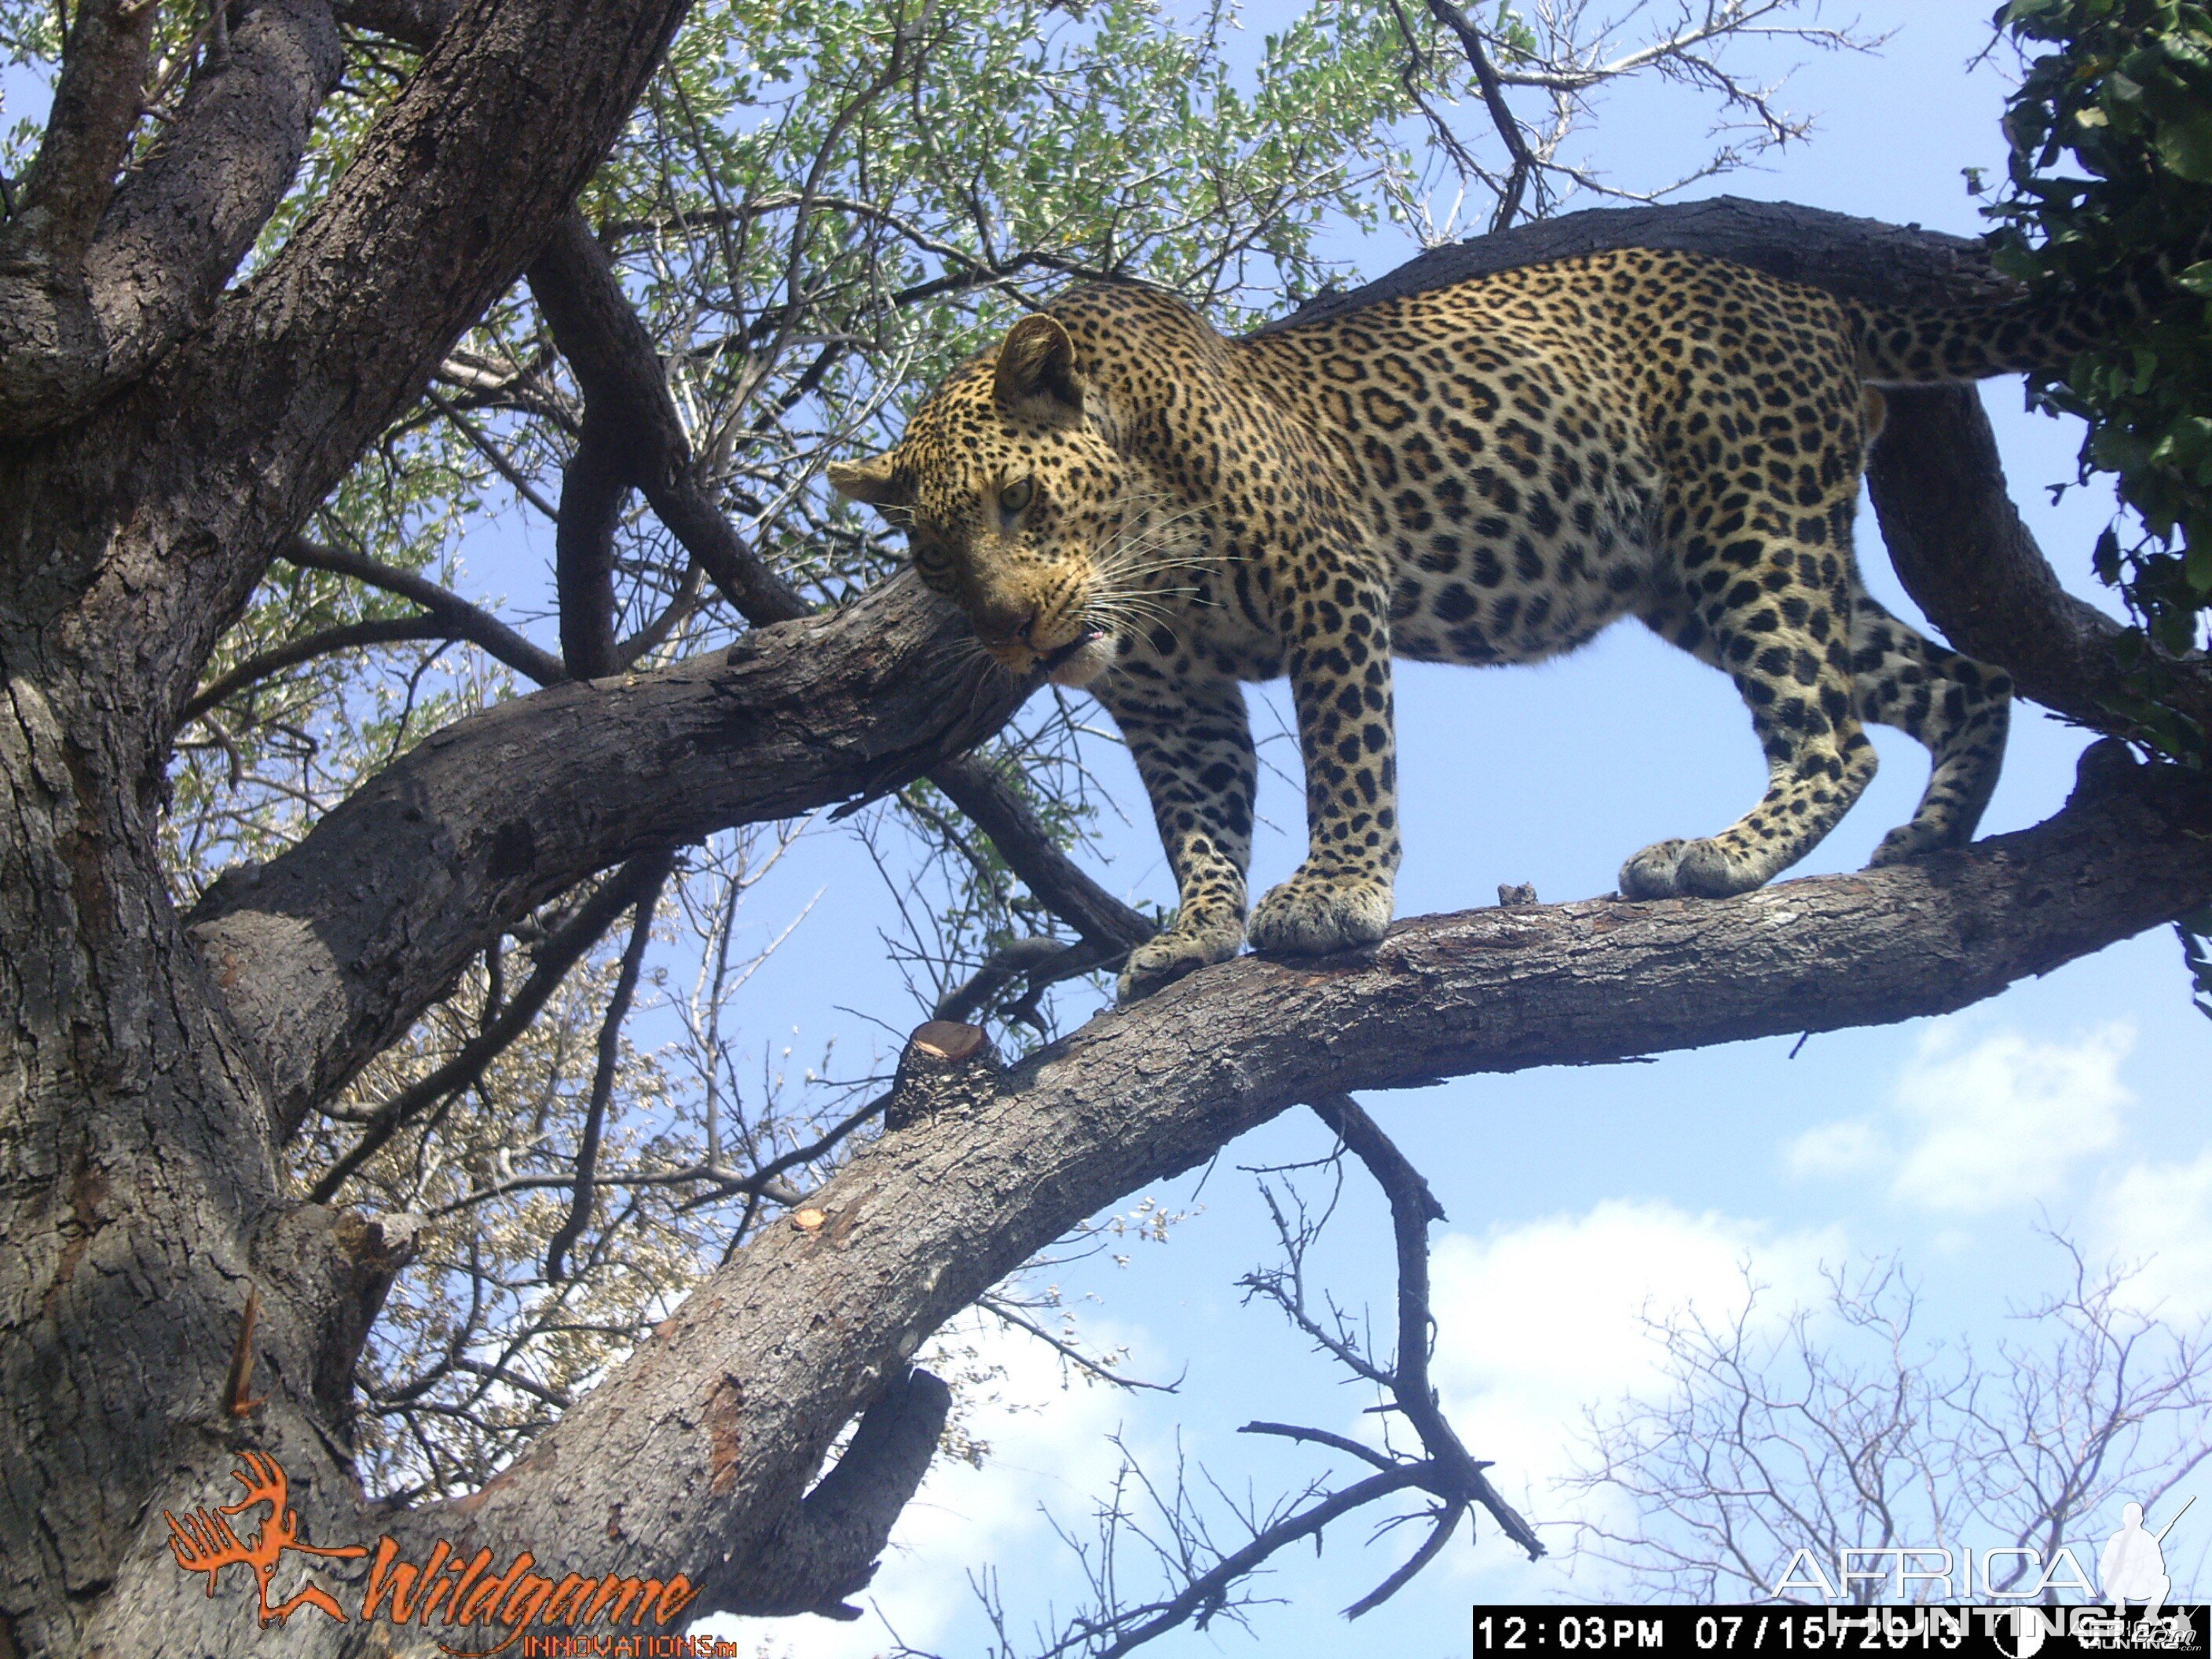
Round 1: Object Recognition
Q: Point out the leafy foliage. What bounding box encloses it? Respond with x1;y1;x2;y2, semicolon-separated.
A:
1990;0;2212;760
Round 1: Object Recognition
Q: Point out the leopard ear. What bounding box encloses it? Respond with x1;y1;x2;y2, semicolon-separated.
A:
992;314;1082;419
826;452;908;507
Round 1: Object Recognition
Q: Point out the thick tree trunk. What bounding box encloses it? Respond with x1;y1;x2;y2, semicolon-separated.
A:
0;663;297;1659
2;178;2207;1657
0;0;690;1646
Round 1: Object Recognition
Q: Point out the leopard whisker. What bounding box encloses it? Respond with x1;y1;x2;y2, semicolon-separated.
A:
1097;518;1215;573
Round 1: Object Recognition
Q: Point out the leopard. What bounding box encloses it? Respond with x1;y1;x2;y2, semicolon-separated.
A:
830;246;2098;1000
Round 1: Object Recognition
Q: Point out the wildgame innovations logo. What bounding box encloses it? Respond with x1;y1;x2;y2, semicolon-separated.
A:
165;1450;720;1656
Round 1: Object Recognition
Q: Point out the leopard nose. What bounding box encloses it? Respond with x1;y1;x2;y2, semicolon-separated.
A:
972;600;1038;650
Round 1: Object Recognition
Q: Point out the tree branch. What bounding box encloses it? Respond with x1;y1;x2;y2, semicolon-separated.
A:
554;408;628;678
0;0;156;270
46;0;696;743
527;210;812;626
366;751;2212;1614
1423;0;1537;230
0;0;345;435
617;554;702;668
544;851;671;1281
1093;1467;1433;1656
306;852;670;1199
1258;195;2020;338
330;0;450;47
181;614;459;723
426;388;562;521
922;753;1157;1023
929;756;1153;951
1157;1092;1535;1634
187;574;1024;1133
279;536;566;686
1867;385;2212;738
733;1365;952;1620
1311;1093;1540;1561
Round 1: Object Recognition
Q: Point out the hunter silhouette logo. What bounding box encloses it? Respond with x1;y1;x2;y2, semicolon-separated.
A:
165;1450;701;1654
164;1449;369;1625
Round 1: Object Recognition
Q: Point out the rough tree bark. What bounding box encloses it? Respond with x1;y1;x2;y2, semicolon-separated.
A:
0;14;2203;1634
0;0;696;1649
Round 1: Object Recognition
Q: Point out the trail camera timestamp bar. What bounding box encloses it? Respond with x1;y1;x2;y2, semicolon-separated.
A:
1474;1605;2207;1656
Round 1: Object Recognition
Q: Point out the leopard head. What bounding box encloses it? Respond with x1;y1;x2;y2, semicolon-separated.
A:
828;313;1145;687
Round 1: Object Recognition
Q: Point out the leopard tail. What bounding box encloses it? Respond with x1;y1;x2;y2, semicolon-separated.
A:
1848;233;2211;384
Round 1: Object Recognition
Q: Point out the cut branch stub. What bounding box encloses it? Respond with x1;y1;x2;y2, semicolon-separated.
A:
885;1020;999;1131
254;1203;423;1436
908;1020;989;1064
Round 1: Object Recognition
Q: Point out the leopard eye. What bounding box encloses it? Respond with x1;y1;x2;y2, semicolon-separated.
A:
998;476;1035;516
910;540;955;589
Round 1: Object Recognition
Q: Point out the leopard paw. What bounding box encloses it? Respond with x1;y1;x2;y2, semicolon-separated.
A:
1246;868;1393;957
1617;839;1686;899
1618;837;1766;899
1117;913;1245;1002
1867;819;1955;867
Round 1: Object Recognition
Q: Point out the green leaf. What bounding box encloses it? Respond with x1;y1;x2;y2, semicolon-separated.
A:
2155;112;2212;178
2154;602;2200;655
2094;526;2125;583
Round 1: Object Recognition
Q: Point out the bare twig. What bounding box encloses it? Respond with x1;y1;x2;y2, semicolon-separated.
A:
978;1294;1181;1393
1091;1467;1432;1657
1423;0;1537;230
546;851;672;1281
425;388;562;521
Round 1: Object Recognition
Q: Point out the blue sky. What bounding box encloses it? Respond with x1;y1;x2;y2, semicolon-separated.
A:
687;4;2212;1652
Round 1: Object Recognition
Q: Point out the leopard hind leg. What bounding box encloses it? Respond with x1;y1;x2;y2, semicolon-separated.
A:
1623;529;1881;901
1847;587;2012;865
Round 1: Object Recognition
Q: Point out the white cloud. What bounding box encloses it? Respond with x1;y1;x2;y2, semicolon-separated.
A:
1428;1199;1843;1577
1785;1116;1884;1179
700;1313;1143;1658
2092;1150;2212;1319
1786;1020;2135;1215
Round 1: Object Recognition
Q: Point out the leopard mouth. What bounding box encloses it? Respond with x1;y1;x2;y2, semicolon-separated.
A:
1035;628;1105;675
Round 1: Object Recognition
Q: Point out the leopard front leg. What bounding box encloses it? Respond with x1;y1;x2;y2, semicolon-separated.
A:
1245;568;1400;958
1093;665;1258;1000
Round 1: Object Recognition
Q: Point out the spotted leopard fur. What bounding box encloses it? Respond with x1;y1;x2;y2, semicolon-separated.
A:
832;248;2086;998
